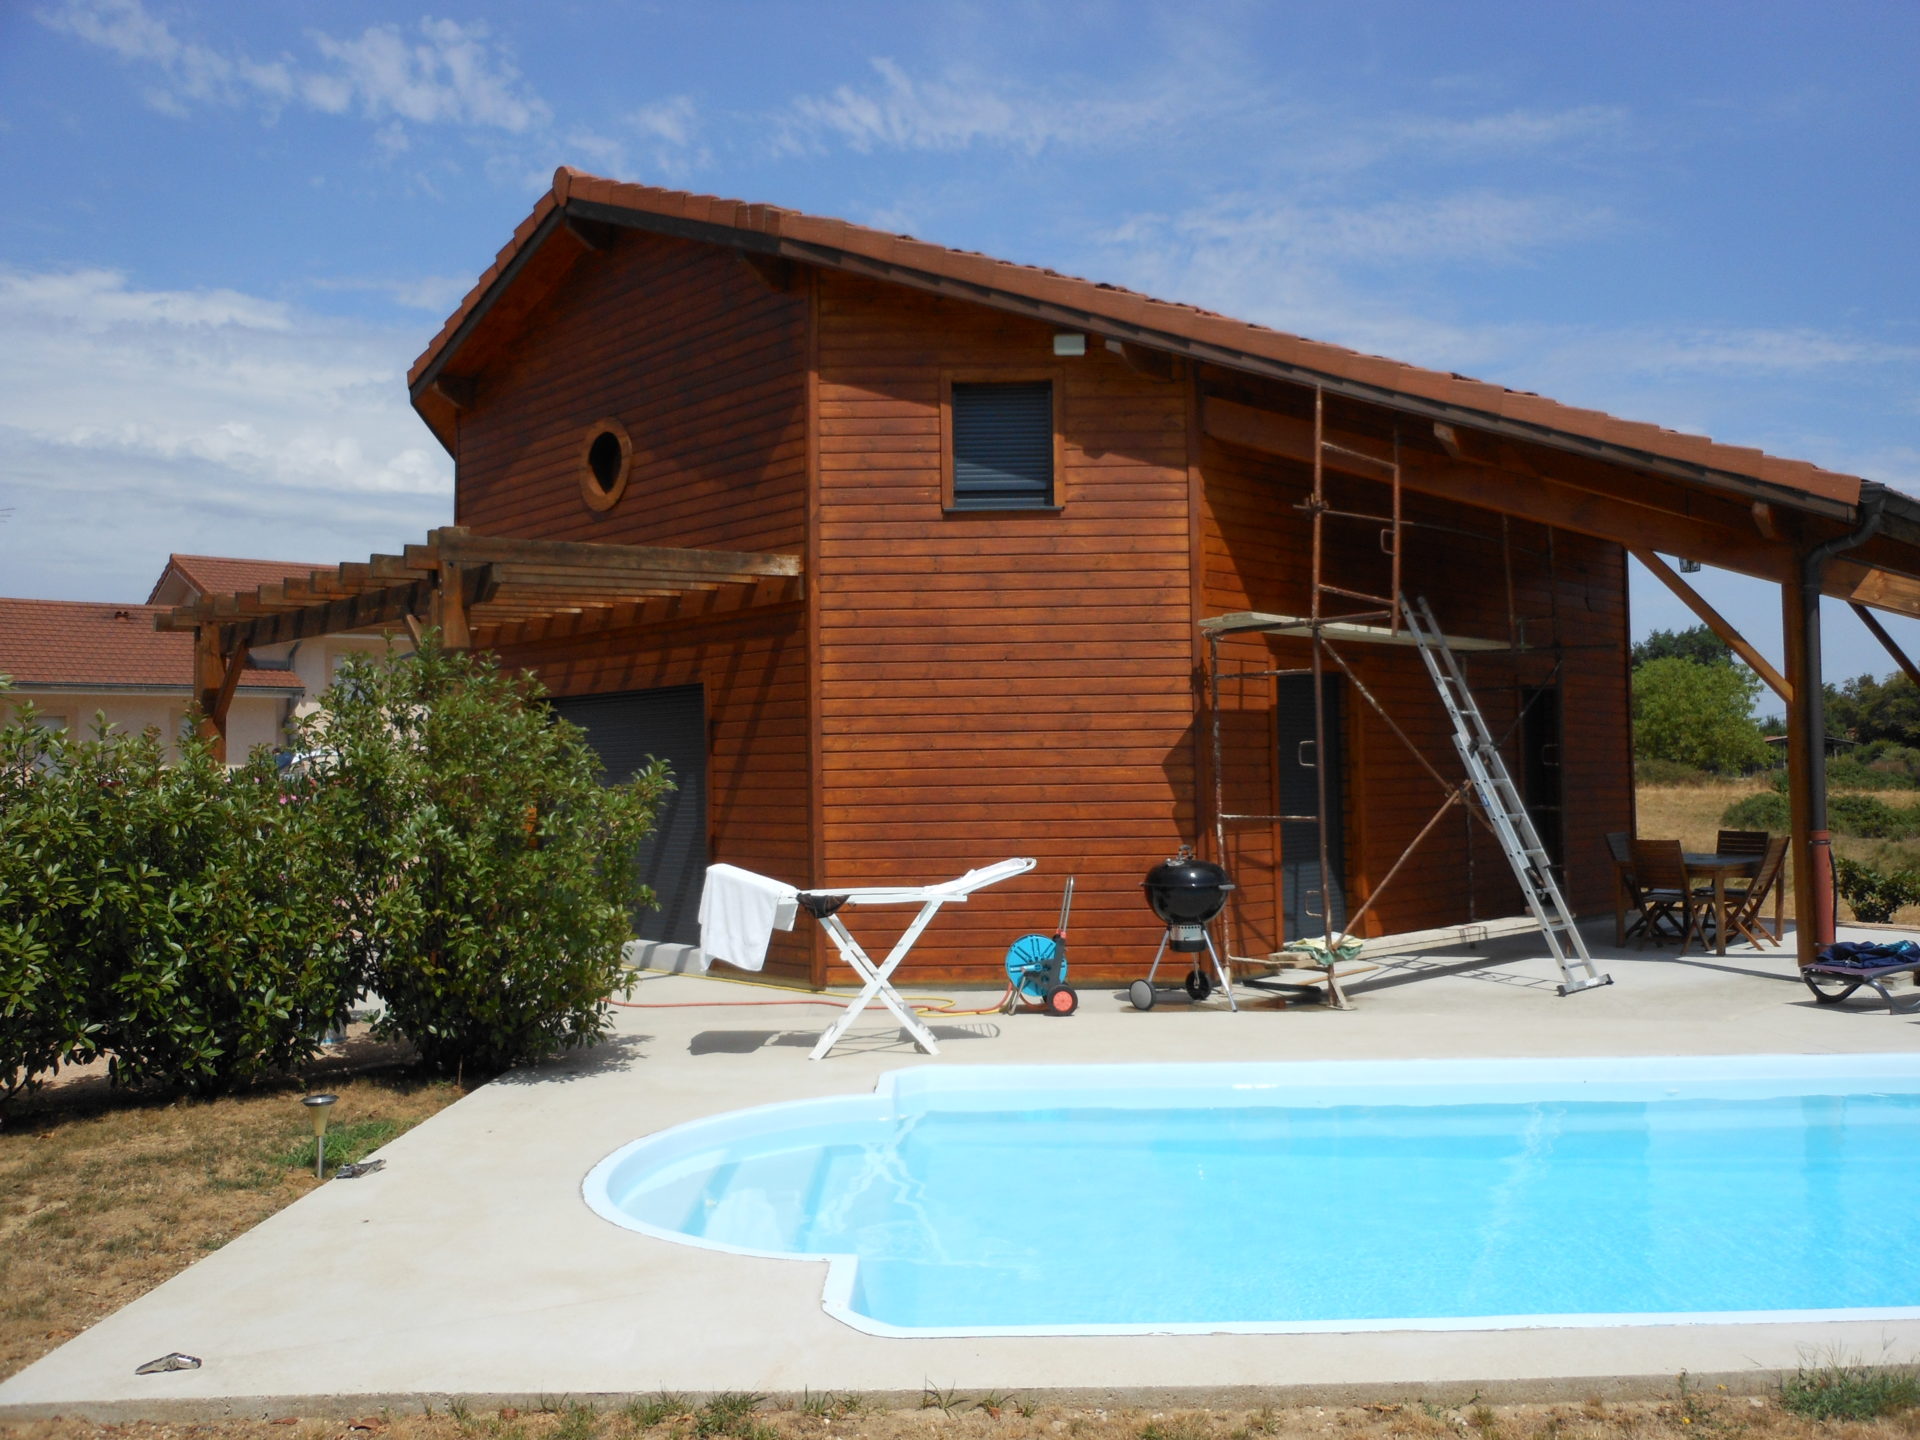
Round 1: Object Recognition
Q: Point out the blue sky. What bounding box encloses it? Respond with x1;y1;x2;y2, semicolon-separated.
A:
2;0;1916;692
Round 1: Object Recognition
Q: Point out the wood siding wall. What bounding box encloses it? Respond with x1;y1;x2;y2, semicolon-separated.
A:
1195;373;1632;953
813;272;1196;983
455;232;814;979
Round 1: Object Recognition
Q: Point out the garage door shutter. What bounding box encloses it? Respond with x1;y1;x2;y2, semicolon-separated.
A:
549;684;708;945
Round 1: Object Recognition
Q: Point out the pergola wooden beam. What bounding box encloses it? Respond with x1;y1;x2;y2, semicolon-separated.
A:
160;528;805;759
1631;548;1792;703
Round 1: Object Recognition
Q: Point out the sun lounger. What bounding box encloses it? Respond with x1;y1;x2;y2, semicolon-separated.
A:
1802;942;1920;1013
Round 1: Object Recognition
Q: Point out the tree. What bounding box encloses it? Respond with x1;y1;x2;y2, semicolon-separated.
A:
301;638;670;1077
1825;671;1920;746
1631;656;1770;773
1631;625;1732;669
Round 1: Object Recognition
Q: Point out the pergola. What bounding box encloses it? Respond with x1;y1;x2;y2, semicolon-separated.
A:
154;526;801;759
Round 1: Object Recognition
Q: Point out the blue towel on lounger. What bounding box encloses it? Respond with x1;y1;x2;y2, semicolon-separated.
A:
1817;940;1920;968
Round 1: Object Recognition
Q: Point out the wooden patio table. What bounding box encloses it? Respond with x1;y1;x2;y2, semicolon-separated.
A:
1684;852;1761;957
1611;851;1765;955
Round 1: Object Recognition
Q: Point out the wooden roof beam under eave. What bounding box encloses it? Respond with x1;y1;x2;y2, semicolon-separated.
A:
1202;395;1920;620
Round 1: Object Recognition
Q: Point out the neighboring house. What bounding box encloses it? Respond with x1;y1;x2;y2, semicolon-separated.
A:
169;170;1920;983
0;597;302;758
0;554;407;762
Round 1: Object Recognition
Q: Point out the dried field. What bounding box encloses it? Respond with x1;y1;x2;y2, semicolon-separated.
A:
5;1386;1920;1440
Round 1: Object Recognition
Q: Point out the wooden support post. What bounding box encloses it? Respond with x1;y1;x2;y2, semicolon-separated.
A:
439;560;470;650
193;624;248;764
1780;568;1828;967
1632;548;1792;703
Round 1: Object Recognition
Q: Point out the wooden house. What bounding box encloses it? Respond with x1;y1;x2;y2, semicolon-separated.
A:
162;170;1920;988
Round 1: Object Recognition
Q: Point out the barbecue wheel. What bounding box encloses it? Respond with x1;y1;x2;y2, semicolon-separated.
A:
1184;968;1213;1001
1128;979;1156;1011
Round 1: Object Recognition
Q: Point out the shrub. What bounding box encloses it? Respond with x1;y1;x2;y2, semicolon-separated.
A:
1835;859;1920;924
1633;757;1713;786
303;638;669;1077
1721;791;1789;832
88;737;361;1094
1830;791;1913;839
1726;789;1920;841
1827;755;1920;790
1779;1356;1920;1420
0;701;101;1104
0;701;357;1101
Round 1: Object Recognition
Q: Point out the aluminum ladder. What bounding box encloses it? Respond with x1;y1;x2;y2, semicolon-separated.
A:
1402;596;1613;996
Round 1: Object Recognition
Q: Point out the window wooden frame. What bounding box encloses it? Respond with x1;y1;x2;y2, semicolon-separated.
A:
579;417;634;513
940;369;1065;515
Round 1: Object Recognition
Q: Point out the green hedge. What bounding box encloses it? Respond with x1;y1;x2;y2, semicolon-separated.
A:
0;642;667;1105
0;711;354;1100
1722;788;1920;840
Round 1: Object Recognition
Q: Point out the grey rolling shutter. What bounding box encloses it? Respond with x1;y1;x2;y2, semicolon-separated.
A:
952;381;1053;508
549;684;708;945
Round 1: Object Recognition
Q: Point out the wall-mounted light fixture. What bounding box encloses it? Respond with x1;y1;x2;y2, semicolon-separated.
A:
1052;333;1087;357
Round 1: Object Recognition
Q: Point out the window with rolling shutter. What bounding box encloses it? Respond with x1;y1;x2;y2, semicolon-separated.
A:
949;381;1055;509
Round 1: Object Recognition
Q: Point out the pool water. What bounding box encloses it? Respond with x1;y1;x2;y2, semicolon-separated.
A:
583;1056;1920;1336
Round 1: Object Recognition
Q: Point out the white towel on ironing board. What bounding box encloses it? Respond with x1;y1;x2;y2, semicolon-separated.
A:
698;864;800;972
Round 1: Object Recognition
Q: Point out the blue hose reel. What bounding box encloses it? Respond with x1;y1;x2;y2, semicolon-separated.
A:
1003;877;1078;1016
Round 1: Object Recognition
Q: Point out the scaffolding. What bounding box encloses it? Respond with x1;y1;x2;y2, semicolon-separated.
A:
1204;388;1598;1007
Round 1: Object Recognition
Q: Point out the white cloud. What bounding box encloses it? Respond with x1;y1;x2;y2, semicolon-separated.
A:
0;265;451;600
778;57;1165;156
38;0;548;133
306;273;473;313
1387;105;1631;157
303;17;548;132
0;268;292;331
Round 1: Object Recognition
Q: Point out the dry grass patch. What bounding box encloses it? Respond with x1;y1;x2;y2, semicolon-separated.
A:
0;1073;459;1383
7;1391;1920;1440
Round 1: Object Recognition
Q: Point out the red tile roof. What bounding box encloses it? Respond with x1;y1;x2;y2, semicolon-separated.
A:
148;554;324;605
411;167;1867;509
0;599;303;692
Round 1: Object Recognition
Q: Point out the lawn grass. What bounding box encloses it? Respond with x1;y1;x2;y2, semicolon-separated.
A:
0;1071;460;1384
1635;783;1920;926
5;1387;1920;1440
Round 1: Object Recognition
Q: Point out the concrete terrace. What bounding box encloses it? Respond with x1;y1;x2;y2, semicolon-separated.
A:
3;922;1918;1422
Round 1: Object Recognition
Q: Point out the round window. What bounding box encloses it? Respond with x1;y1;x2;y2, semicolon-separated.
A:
579;419;632;511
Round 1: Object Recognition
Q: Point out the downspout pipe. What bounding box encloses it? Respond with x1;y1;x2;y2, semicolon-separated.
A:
1797;482;1887;947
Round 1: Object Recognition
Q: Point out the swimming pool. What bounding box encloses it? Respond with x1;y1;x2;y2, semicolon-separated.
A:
583;1055;1920;1337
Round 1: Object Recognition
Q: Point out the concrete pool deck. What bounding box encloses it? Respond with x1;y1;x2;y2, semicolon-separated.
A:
4;921;1919;1421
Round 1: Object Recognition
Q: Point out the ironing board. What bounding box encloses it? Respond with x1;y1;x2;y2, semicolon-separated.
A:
802;857;1036;1060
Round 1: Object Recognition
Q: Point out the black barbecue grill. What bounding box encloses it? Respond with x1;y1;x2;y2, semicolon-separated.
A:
1130;846;1237;1011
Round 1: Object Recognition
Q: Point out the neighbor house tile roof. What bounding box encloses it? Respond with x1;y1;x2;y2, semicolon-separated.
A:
410;167;1866;509
147;554;324;605
0;599;303;692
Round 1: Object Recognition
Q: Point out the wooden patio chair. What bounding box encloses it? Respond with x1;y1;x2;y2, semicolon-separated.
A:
1629;839;1708;953
1716;829;1771;857
1722;836;1788;949
1606;831;1647;944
